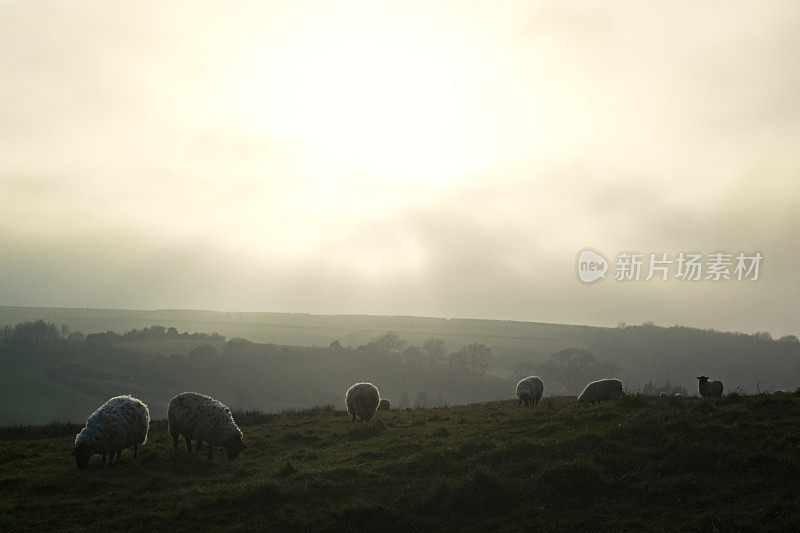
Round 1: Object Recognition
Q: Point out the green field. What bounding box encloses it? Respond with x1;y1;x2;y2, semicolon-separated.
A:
0;306;590;371
3;394;800;531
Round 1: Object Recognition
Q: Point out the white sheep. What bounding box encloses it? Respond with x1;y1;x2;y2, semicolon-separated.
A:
167;392;246;460
377;398;391;411
697;376;723;398
577;378;623;404
72;395;150;469
345;382;380;422
515;376;544;406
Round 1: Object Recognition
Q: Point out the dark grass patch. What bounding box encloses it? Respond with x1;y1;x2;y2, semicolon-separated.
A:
4;395;800;530
424;469;512;518
617;393;649;408
0;421;84;441
325;504;406;531
431;427;450;438
281;431;321;446
346;421;386;440
278;460;296;478
535;459;605;503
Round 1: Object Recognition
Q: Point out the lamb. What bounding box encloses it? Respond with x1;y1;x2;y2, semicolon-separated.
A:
377;398;391;411
577;378;623;404
516;376;544;406
697;376;723;398
71;395;150;469
167;392;246;460
345;382;380;422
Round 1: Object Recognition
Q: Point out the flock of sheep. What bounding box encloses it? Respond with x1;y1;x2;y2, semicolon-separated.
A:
69;376;725;468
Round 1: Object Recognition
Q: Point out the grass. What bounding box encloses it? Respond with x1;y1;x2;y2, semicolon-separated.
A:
0;366;101;426
3;394;800;531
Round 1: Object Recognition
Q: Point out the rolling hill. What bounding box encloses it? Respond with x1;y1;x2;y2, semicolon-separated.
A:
2;394;800;530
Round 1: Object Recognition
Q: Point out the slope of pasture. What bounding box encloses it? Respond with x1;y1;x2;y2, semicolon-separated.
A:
0;306;589;369
0;365;99;426
2;394;800;531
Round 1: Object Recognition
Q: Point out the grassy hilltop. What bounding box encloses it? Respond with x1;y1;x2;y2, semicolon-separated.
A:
3;394;800;531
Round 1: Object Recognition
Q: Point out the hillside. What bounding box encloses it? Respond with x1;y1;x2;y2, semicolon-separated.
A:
2;394;800;531
0;306;593;371
2;310;800;425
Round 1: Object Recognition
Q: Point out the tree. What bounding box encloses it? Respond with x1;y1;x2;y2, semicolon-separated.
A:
400;390;410;408
188;343;218;367
536;348;622;395
448;343;492;376
402;345;425;372
415;391;430;408
5;320;63;361
365;332;406;354
466;343;492;375
422;337;446;369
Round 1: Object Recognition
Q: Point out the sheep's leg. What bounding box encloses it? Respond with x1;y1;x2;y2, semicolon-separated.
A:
186;439;192;453
195;441;202;456
173;435;179;450
115;449;121;463
133;443;138;460
102;454;107;464
352;414;356;423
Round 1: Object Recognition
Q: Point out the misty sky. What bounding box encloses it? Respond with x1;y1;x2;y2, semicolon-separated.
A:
1;1;799;336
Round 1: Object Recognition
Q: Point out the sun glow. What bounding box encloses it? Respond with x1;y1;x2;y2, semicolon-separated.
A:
261;29;473;183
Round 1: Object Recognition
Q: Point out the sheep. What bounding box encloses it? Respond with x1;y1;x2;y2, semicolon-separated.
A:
167;392;246;460
674;393;683;397
377;398;391;411
515;376;544;406
697;376;723;398
71;395;150;469
659;392;670;398
345;382;380;422
577;378;623;404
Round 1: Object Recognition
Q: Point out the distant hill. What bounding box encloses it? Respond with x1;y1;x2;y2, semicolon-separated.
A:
1;306;798;426
0;306;593;367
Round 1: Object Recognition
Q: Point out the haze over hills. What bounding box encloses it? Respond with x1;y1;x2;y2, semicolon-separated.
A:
0;305;593;358
1;306;798;426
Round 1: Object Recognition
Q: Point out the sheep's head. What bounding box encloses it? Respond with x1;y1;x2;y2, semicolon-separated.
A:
225;436;246;460
697;376;709;383
71;442;91;469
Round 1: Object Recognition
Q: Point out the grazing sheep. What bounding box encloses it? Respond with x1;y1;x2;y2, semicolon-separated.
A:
168;392;246;460
346;382;380;422
516;376;544;406
659;392;670;398
697;376;723;398
577;379;623;404
377;398;391;411
72;395;150;469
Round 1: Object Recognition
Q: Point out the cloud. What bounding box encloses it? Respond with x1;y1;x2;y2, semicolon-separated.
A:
0;1;799;336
